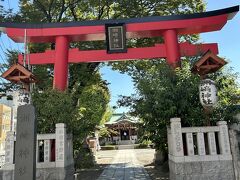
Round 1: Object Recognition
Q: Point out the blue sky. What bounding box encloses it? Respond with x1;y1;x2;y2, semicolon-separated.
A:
0;0;239;113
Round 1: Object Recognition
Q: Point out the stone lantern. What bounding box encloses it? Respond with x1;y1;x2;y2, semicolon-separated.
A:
192;50;227;107
192;50;227;124
199;79;218;108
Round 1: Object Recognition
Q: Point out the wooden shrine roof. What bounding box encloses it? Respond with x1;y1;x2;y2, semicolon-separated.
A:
105;113;140;126
1;63;37;84
191;50;227;76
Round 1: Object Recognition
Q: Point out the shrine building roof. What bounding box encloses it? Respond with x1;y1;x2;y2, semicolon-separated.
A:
105;113;140;125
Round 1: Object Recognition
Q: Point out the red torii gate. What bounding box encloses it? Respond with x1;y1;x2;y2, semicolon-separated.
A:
0;6;238;91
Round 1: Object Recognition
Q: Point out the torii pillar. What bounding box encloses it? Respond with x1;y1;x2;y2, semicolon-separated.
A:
54;36;69;91
164;29;180;68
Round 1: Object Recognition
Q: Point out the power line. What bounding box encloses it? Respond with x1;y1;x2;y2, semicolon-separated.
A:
6;38;13;51
7;0;11;10
0;44;5;53
5;0;13;51
0;37;7;50
0;36;10;64
0;53;6;63
0;37;8;64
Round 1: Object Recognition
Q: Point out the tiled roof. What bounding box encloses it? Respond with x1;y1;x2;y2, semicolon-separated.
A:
105;113;139;125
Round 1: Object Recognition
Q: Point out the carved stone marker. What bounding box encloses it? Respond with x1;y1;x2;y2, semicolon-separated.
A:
14;105;36;180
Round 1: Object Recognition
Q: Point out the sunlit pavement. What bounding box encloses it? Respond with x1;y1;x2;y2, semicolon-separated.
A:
97;149;151;180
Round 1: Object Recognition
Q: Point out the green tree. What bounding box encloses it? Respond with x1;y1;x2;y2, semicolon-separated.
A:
115;59;239;153
0;0;111;164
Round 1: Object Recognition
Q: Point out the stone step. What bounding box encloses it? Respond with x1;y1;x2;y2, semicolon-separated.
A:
118;144;135;150
118;140;133;145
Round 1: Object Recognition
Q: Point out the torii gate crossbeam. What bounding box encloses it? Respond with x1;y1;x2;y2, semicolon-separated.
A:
0;6;238;91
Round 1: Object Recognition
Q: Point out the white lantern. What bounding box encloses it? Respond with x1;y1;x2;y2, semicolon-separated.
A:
16;90;30;105
199;79;218;108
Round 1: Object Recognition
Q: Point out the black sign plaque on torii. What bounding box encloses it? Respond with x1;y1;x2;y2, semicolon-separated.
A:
105;23;127;54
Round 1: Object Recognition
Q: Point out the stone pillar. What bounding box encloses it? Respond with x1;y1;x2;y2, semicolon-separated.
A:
44;140;51;162
197;132;206;155
207;132;217;155
217;121;231;155
186;133;194;156
4;131;15;166
170;118;183;156
36;140;39;163
129;128;132;140
55;123;67;167
229;129;240;180
118;129;121;142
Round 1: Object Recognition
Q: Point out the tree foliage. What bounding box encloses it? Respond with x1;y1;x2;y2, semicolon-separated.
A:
0;0;112;157
115;58;240;151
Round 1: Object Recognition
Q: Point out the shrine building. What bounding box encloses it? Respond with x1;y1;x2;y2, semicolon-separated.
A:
104;113;140;145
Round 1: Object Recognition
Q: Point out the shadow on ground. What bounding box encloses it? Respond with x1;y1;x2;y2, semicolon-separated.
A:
144;162;169;180
75;164;109;180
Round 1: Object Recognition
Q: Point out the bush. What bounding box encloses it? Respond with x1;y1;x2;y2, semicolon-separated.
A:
100;145;117;150
135;144;148;149
135;139;152;149
74;148;95;169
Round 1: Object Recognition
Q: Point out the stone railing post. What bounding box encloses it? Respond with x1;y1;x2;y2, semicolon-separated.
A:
229;129;240;180
207;132;217;155
4;131;15;166
186;133;194;156
44;139;51;162
217;121;231;155
197;132;206;155
170;118;184;156
55;123;67;167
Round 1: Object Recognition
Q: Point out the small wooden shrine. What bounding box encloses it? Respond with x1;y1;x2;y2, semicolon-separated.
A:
1;63;37;91
191;50;227;76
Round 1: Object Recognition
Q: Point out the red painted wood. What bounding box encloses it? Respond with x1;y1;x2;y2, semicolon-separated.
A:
18;43;218;65
164;30;180;67
53;36;69;91
6;14;228;43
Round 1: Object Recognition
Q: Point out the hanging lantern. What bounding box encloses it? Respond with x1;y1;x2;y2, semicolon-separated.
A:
199;79;218;108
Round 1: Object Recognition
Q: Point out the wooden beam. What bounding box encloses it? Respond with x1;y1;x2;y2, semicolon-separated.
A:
18;43;218;65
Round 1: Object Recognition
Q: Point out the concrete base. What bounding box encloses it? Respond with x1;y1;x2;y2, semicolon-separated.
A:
169;160;234;180
0;164;74;180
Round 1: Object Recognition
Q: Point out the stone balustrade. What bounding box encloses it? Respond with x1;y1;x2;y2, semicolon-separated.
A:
168;118;235;180
1;123;74;180
110;135;138;144
0;152;4;167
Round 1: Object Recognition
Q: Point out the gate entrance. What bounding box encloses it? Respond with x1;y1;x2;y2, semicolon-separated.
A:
120;130;129;141
0;6;238;91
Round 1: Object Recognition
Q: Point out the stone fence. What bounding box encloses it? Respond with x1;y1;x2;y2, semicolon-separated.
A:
0;152;4;167
168;118;235;180
1;123;74;180
229;123;240;180
111;135;138;144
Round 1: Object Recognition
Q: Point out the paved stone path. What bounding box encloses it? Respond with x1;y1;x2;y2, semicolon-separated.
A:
97;149;151;180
